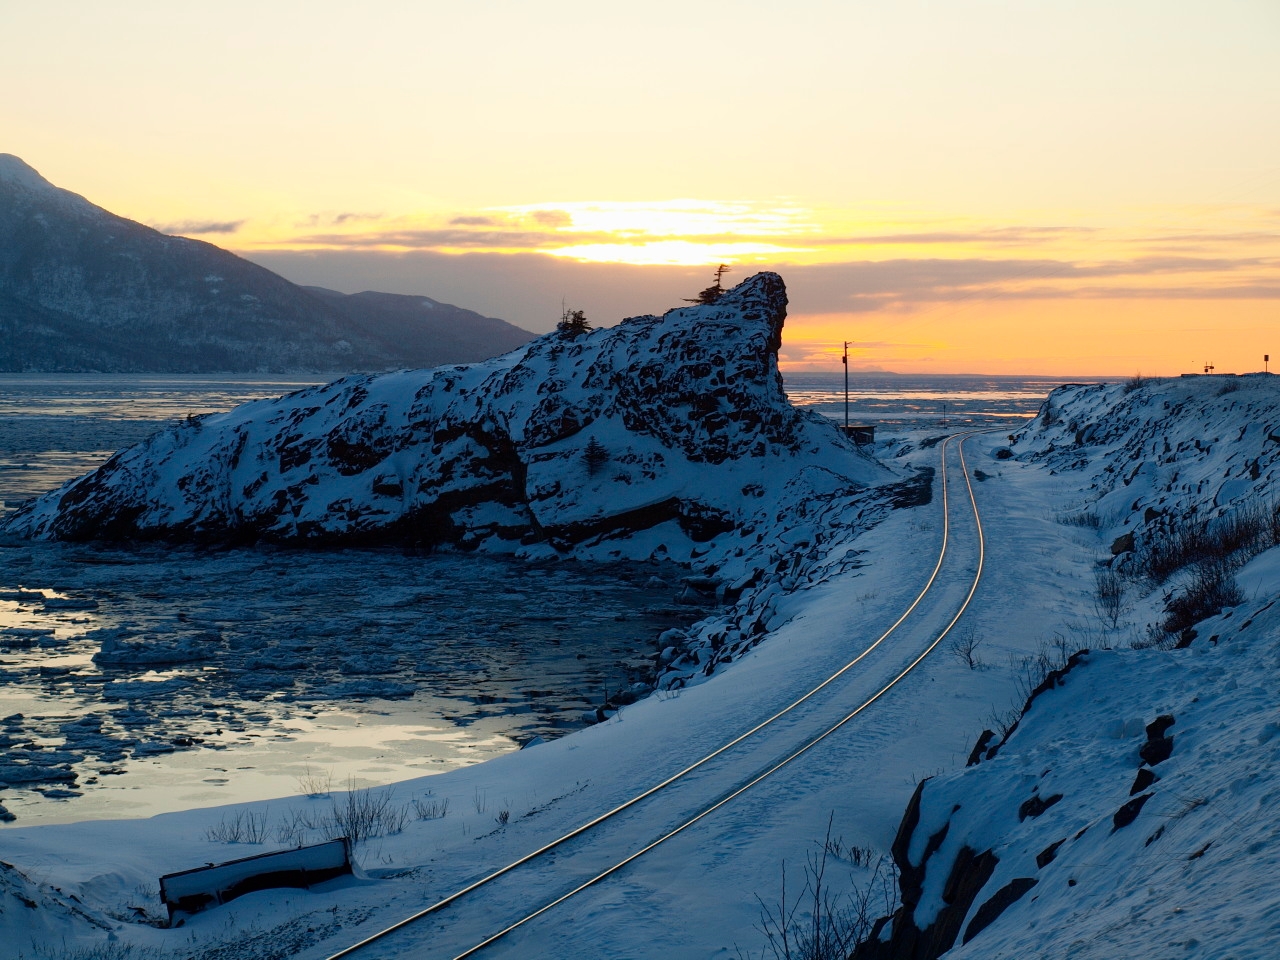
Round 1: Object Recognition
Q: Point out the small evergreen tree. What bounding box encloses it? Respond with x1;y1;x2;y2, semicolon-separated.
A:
684;264;731;305
582;437;609;477
557;307;592;338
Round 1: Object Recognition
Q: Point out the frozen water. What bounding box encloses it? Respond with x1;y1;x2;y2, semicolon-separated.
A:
783;372;1080;431
0;376;705;824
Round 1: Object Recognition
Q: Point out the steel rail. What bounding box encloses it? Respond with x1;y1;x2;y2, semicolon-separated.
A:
449;432;987;959
322;434;966;960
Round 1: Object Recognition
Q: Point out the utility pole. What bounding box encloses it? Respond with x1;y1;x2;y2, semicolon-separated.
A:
842;341;850;429
1266;354;1270;374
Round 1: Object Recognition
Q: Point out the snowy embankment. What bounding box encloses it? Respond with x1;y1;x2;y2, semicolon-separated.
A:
856;373;1280;960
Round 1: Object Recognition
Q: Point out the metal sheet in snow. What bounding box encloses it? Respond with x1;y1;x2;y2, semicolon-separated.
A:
159;837;353;924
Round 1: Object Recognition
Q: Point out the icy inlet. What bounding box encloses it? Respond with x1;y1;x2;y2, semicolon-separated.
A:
2;273;886;549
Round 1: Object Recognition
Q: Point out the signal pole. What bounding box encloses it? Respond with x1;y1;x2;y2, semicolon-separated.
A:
842;341;850;429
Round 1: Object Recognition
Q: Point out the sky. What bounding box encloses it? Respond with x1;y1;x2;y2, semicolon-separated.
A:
3;0;1278;375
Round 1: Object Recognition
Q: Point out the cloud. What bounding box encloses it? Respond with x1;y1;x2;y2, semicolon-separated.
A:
286;227;617;249
239;247;1280;337
773;256;1279;314
155;219;246;235
332;212;383;225
449;215;499;226
998;283;1280;301
296;212;384;227
808;226;1098;246
531;209;572;228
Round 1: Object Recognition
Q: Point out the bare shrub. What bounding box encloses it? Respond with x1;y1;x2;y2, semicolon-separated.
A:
1057;508;1101;528
275;808;319;847
949;623;984;669
1010;639;1069;704
820;834;878;869
31;943;165;960
1123;373;1147;394
325;778;408;844
495;809;510;827
1135;500;1278;584
295;764;333;799
1159;561;1246;641
473;788;488;814
413;793;449;820
1093;567;1128;629
985;703;1021;740
740;817;898;960
205;808;271;844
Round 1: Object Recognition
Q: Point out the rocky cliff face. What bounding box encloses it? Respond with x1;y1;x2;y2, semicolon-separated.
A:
0;154;534;372
2;272;889;554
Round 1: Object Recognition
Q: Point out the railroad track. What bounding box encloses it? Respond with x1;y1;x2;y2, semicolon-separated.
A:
319;432;987;960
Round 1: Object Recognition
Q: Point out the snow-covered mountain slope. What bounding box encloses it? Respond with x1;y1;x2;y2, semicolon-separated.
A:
856;373;1280;960
1;273;890;561
0;154;534;372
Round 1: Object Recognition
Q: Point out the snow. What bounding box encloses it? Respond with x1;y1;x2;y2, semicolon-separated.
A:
0;155;60;194
1;347;1277;956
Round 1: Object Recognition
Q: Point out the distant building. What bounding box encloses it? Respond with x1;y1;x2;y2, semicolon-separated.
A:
840;424;876;446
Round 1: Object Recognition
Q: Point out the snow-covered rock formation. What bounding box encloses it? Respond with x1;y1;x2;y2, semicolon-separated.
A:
2;273;889;558
1015;373;1280;554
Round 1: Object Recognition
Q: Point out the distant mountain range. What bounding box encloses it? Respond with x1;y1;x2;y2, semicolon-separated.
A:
0;155;536;373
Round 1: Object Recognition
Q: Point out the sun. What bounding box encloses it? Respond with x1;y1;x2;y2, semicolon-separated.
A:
499;199;813;265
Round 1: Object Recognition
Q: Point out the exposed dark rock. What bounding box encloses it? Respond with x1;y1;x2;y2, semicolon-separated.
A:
963;877;1038;944
1130;767;1160;795
857;784;1000;960
888;468;934;508
1139;714;1176;766
1036;838;1066;868
966;729;996;766
1111;531;1135;555
1018;792;1063;822
1112;792;1153;831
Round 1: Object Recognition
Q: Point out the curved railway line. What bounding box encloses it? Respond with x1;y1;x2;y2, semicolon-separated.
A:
321;432;988;960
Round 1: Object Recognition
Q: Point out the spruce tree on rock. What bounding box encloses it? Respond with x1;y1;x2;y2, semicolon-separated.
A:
685;264;731;305
582;437;609;477
557;308;592;338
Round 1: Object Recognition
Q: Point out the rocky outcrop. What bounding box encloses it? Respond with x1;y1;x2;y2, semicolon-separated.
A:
0;154;534;372
2;273;888;552
1012;375;1280;583
854;780;1001;960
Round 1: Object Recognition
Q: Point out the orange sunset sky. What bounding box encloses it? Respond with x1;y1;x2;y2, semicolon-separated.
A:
3;1;1277;376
